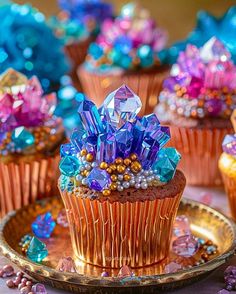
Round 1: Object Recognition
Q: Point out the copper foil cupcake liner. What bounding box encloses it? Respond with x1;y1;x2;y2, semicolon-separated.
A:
78;65;170;116
169;125;231;186
60;190;183;269
220;172;236;220
0;155;60;218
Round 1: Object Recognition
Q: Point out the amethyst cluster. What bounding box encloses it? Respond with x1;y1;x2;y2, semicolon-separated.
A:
159;37;236;119
86;3;167;71
59;85;181;195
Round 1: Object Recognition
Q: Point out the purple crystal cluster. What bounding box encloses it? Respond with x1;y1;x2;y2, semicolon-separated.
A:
59;85;181;195
159;37;236;119
86;3;167;71
0;69;61;156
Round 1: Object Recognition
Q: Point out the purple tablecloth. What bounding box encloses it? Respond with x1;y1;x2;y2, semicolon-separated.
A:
0;186;235;294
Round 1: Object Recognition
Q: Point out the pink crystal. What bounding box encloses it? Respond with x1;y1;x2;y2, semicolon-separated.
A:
56;257;77;273
164;262;181;273
57;209;69;228
172;235;199;257
186;77;204;98
173;215;191;238
0;94;13;122
199;192;213;205
117;265;134;277
31;283;47;294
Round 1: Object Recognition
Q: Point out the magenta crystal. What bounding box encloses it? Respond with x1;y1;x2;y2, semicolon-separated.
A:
186;77;203;98
172;235;199;257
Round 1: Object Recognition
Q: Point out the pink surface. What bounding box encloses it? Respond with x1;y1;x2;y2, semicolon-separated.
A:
0;186;235;294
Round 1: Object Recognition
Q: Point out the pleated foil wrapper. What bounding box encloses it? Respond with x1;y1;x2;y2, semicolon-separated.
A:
0;154;60;218
78;65;170;116
169;125;232;186
220;172;236;221
60;189;183;269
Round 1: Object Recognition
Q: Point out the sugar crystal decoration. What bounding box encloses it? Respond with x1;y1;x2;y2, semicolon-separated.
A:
27;237;48;263
32;212;56;239
222;110;236;157
59;85;181;195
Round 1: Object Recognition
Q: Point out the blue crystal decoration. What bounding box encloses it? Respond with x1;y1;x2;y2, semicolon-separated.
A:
222;134;236;156
59;84;181;192
87;168;111;191
11;126;35;149
32;212;56;239
162;6;236;64
152;148;181;183
27;237;48;263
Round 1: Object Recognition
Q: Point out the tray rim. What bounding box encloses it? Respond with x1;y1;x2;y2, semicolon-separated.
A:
0;197;235;288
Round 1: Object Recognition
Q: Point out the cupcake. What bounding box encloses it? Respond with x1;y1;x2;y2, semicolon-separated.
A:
51;0;113;88
219;109;236;220
156;37;235;186
59;84;185;269
165;6;236;64
78;2;169;115
0;69;65;217
0;2;69;93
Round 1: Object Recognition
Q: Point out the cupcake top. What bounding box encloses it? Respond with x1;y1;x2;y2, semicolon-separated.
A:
51;0;113;44
164;6;236;64
0;2;69;92
85;2;167;72
59;85;181;198
157;38;236;121
0;69;64;157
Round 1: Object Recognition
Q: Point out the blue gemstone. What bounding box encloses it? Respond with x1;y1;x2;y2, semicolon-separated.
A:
141;114;160;133
152;148;181;182
85;134;97;153
27;237;48;263
137;45;154;68
88;43;104;60
149;126;170;149
222;134;236;156
59;156;80;177
96;133;116;163
131;119;145;154
114;35;133;54
60;143;77;157
87;168;111;191
70;128;87;151
32;212;56;239
139;138;160;169
115;122;133;157
77;97;104;135
11;126;35;149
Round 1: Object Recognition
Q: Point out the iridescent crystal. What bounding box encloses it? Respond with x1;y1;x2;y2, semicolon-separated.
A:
0;68;27;94
56;257;77;273
96;133;116;163
103;85;141;128
87;168;111;191
27;237;48;263
115;122;133;157
222;134;236;156
31;283;48;294
32;212;56;239
70;128;87;151
117;265;134;277
173;215;191;238
172;235;199;257
59;156;80;177
60;143;77;157
11;126;35;149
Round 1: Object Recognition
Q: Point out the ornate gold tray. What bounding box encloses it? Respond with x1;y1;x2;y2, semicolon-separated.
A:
0;197;235;294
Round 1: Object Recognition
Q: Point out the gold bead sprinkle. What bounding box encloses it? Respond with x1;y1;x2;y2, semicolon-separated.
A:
111;174;118;182
124;158;131;166
124;174;131;181
86;153;94;162
100;162;108;169
110;164;117;171
110;183;117;191
117;164;126;174
115;157;123;165
102;189;111;196
130;161;142;173
130;153;137;161
106;167;113;174
80;149;87;156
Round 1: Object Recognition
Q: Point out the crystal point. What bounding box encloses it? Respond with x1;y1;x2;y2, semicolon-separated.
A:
87;168;111;191
27;237;48;263
32;212;56;239
11;126;35;149
96;133;116;163
56;256;77;273
172;235;199;257
31;283;48;294
222;134;236;156
59;156;80;177
115;122;133;157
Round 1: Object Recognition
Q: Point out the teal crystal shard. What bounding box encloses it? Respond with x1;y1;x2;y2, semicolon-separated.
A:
77;96;104;135
115;122;133;157
102;85;141;128
71;128;87;151
152;148;181;183
11;126;35;149
59;156;80;177
96;133;116;163
27;237;48;263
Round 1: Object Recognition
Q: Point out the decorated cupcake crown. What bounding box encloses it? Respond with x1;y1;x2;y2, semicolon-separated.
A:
164;6;236;64
53;0;113;42
86;2;167;71
159;37;236;119
0;69;63;156
0;2;69;91
59;85;180;196
222;110;236;157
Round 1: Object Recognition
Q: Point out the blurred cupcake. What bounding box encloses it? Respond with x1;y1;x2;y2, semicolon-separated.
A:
0;2;69;93
59;84;185;268
156;37;235;186
0;69;65;217
51;0;113;87
78;2;169;115
219;109;236;220
164;6;236;64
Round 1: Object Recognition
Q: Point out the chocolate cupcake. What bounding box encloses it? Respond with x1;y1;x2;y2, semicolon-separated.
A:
0;69;65;217
78;2;169;115
156;37;235;186
219;110;236;220
59;84;185;269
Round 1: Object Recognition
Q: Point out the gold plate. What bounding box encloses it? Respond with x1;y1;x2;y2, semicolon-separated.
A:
0;197;236;293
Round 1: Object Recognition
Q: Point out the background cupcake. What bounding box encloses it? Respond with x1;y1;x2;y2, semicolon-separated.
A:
155;37;235;186
0;69;65;217
78;2;169;115
219;110;236;220
59;84;185;269
0;1;69;93
51;0;113;89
